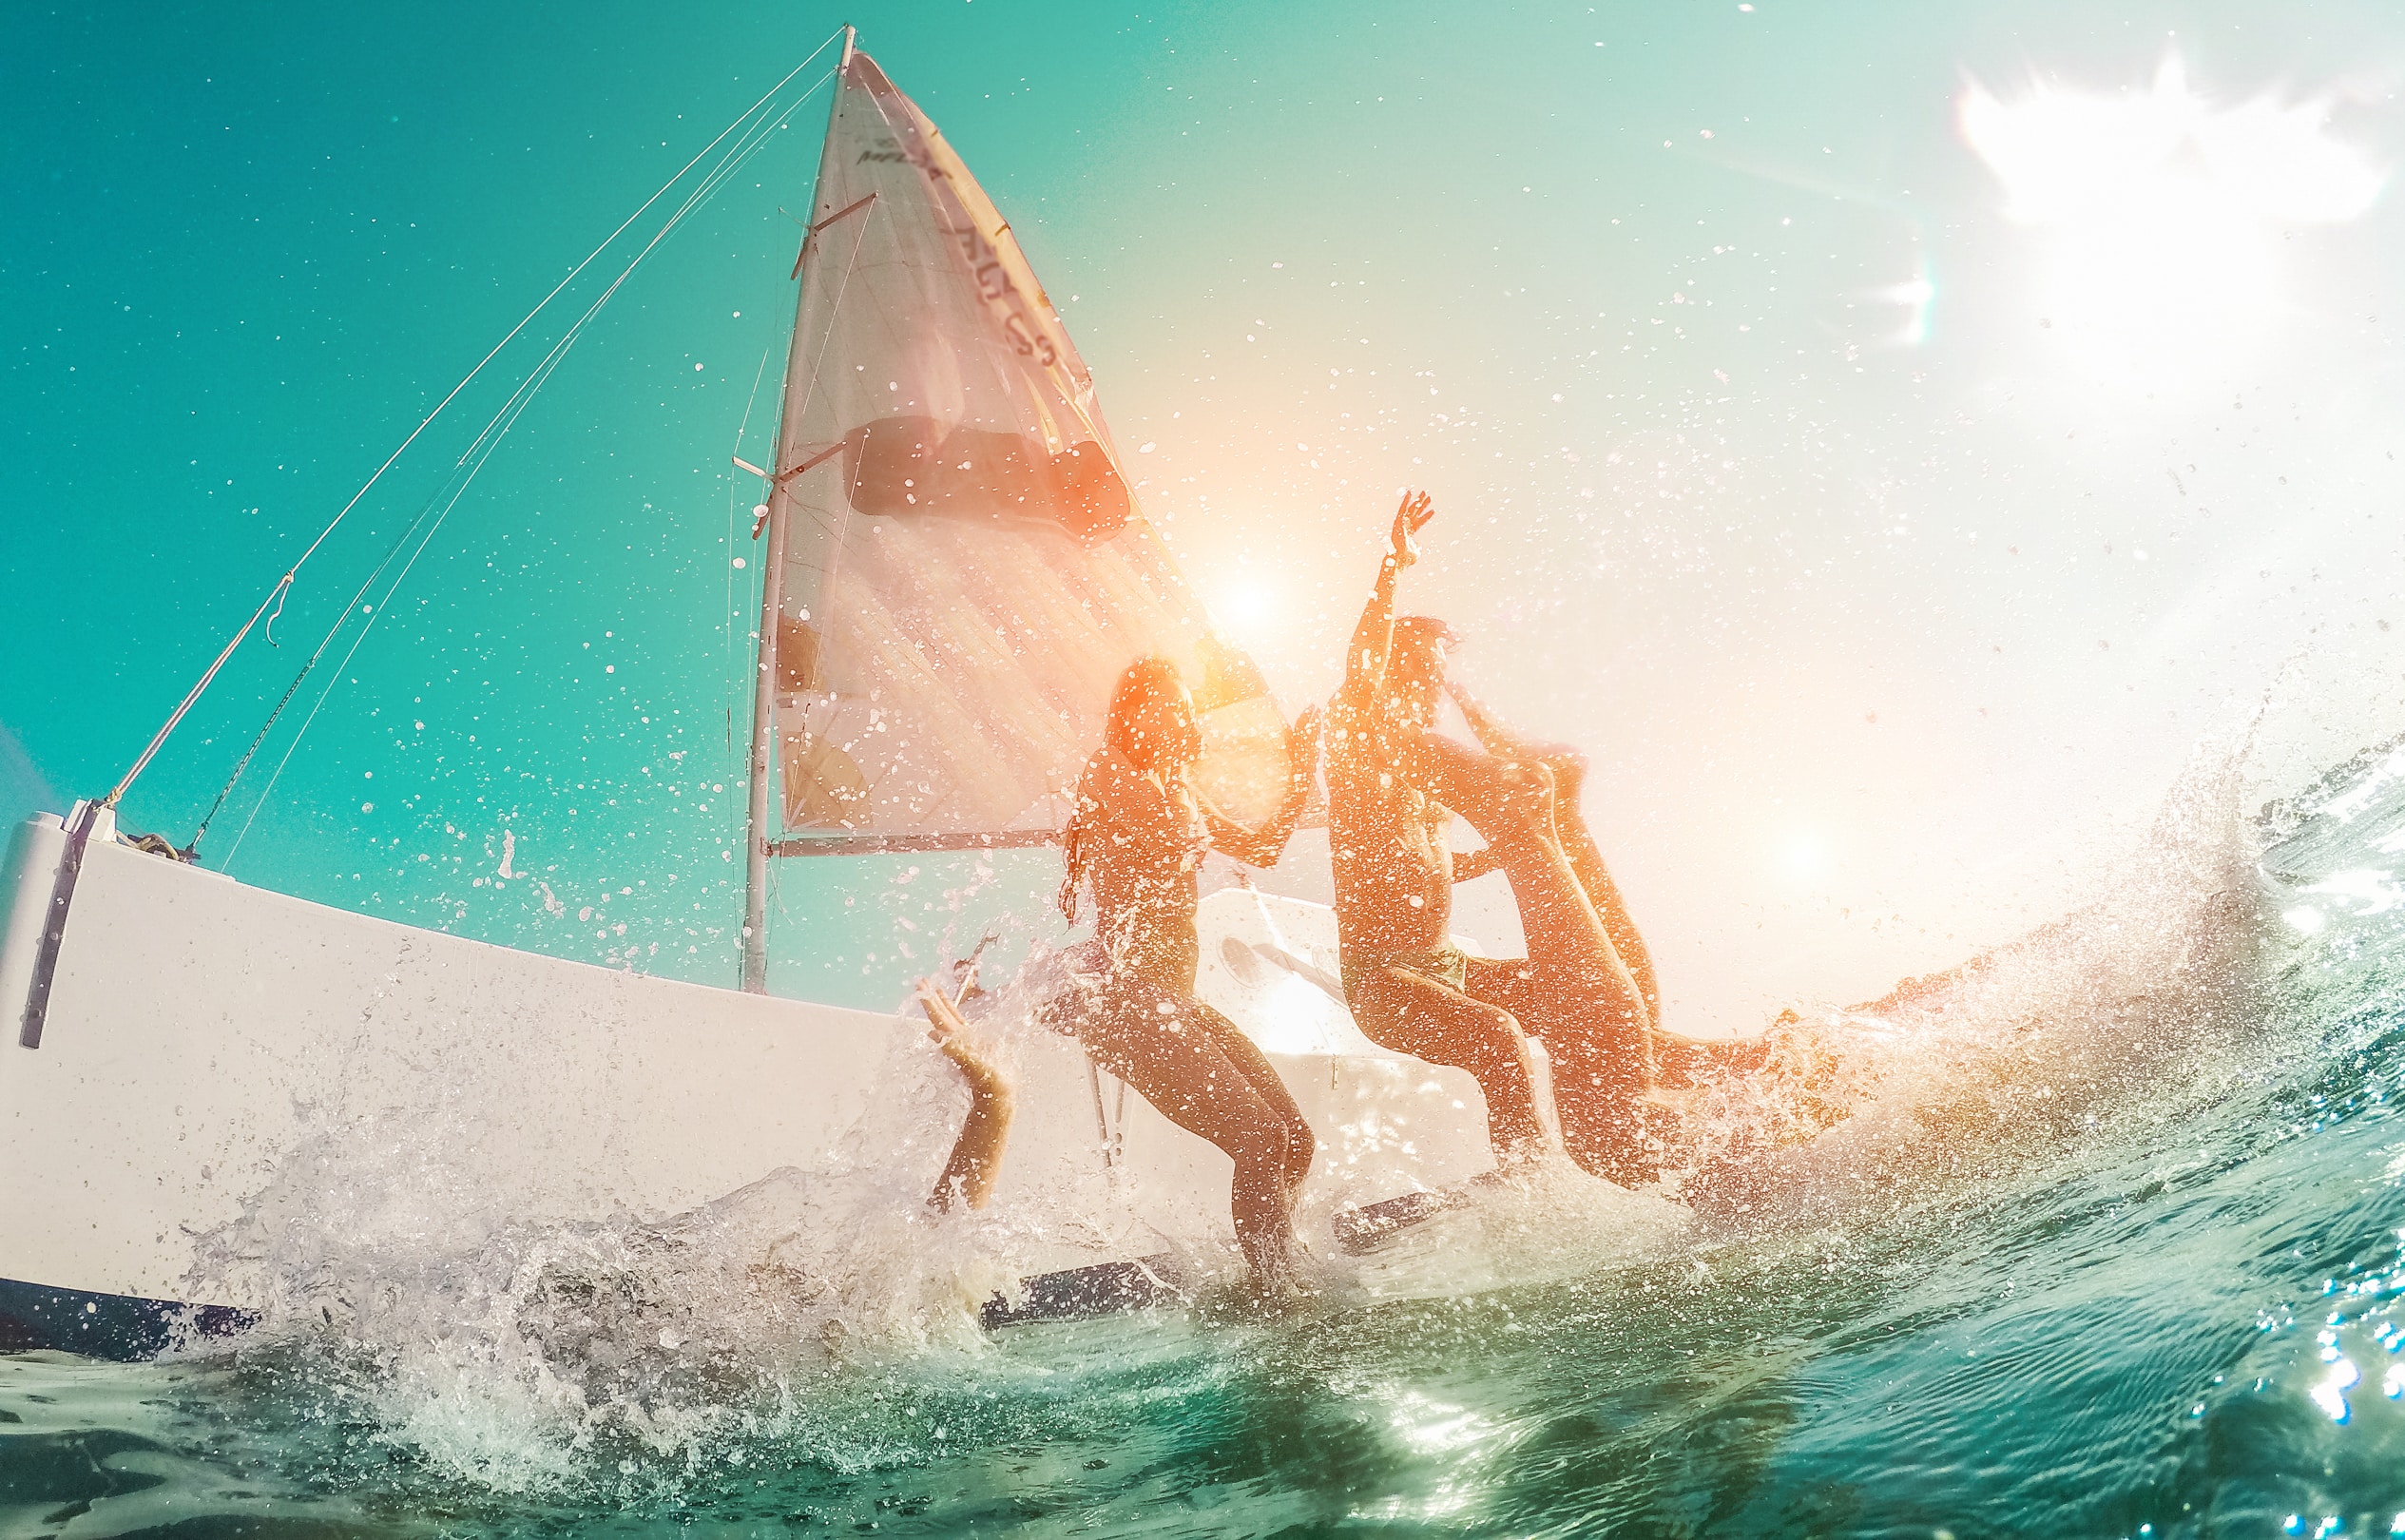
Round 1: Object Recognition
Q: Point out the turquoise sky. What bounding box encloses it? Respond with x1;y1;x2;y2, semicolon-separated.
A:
9;1;2405;1028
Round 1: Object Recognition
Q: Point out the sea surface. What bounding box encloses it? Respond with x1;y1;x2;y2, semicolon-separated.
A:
11;740;2405;1538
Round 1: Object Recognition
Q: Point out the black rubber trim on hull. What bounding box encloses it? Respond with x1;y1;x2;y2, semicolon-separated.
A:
0;1275;255;1361
980;1253;1183;1328
0;1255;1185;1353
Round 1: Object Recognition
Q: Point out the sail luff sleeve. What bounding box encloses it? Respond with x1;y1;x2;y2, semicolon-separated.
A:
741;43;865;984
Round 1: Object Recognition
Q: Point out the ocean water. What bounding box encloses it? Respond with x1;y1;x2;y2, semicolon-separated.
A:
9;738;2405;1537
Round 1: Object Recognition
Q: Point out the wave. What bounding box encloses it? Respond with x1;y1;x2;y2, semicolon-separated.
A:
1669;735;2280;1228
146;730;2395;1511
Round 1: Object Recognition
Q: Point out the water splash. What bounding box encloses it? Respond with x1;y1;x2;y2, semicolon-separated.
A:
24;734;2405;1531
1673;737;2275;1229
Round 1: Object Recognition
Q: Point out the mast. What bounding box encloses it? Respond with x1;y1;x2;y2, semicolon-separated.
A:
741;23;856;994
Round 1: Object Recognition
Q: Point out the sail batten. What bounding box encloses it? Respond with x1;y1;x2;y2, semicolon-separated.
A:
759;46;1290;849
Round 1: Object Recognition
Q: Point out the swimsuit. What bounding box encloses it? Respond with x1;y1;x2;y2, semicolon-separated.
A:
1339;941;1471;1003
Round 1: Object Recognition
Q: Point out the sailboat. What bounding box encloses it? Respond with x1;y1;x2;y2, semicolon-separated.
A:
0;31;1507;1358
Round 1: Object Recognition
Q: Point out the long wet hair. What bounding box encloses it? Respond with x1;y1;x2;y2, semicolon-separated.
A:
1388;615;1461;719
1060;656;1195;924
1102;655;1195;773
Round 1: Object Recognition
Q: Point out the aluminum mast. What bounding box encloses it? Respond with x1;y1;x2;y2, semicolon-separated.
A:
741;23;856;994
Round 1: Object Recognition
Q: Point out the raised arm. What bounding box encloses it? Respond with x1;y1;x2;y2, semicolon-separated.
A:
1448;675;1590;781
1340;491;1436;708
1202;705;1323;866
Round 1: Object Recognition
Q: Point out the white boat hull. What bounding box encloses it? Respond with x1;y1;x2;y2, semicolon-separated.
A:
0;813;1504;1355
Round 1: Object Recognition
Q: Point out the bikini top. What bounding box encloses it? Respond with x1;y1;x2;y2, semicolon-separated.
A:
1055;743;1209;927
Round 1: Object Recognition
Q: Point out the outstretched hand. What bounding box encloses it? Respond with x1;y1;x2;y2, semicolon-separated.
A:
1388;490;1435;569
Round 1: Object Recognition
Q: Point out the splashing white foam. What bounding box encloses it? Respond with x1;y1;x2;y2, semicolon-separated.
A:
1668;739;2274;1230
181;1021;1049;1492
167;743;2287;1496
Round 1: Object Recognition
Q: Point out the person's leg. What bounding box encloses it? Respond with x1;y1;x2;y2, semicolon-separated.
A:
1477;821;1653;1086
1409;729;1663;1178
1535;1029;1664;1186
1439;690;1668;1037
1181;1000;1318;1206
1456;820;1660;1181
1079;983;1303;1288
1534;752;1661;1035
1460;950;1657;1184
1537;752;1778;1087
1458;953;1542;1023
1347;965;1547;1159
917;982;1012;1212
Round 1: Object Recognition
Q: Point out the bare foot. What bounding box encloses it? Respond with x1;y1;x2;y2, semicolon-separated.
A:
1537;747;1589;811
1228;1263;1317;1320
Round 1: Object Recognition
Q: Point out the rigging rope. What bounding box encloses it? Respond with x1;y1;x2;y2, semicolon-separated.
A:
111;28;847;821
188;62;834;861
217;65;840;866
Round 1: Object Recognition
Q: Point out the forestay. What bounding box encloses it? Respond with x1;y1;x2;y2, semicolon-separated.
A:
761;48;1288;846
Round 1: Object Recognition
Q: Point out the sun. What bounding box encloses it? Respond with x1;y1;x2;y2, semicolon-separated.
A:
1210;579;1281;642
1959;57;2379;384
1781;831;1828;882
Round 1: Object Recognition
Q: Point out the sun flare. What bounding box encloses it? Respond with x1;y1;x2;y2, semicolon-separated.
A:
1959;58;2380;381
1210;578;1282;641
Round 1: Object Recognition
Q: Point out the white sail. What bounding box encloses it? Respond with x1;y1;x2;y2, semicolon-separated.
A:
762;48;1288;843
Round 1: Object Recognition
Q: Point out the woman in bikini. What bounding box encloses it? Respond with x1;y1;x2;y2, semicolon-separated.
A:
1049;658;1323;1297
1330;493;1774;1184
